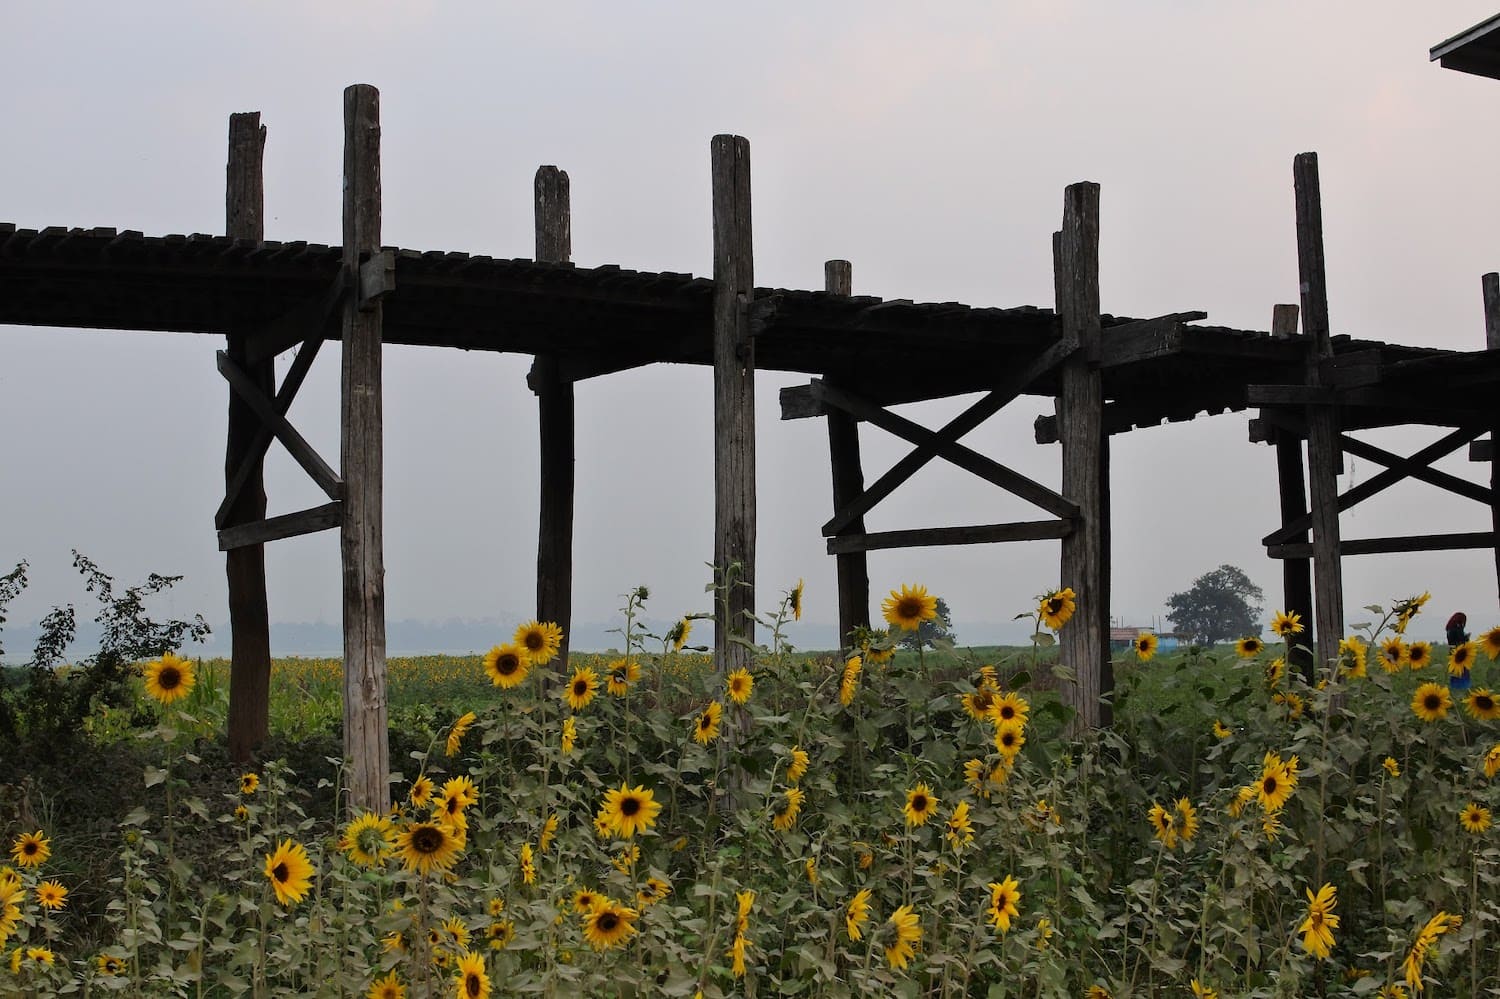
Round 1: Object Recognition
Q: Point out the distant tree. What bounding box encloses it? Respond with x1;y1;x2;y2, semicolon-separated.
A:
898;597;958;650
1164;565;1264;646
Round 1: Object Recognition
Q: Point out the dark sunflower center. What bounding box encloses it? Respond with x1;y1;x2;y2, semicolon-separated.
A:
272;863;288;883
999;706;1015;720
1426;694;1442;710
613;672;626;683
913;795;928;812
573;679;588;696
1002;733;1016;746
897;598;922;618
413;827;444;853
159;667;181;690
699;715;712;730
1046;598;1064;614
599;913;619;932
498;656;518;675
620;797;641;817
1263;777;1278;794
467;974;482;998
1480;696;1496;711
445;797;460;816
526;633;544;651
22;843;37;856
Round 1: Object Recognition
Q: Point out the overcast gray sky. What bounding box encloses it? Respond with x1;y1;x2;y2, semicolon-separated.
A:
4;2;1500;650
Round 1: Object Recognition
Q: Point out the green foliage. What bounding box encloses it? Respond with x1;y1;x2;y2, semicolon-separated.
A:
1165;563;1265;645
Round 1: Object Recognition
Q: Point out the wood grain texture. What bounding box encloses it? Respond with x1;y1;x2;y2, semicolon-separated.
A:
1294;152;1344;675
218;502;342;550
822;260;869;650
711;135;755;670
340;84;390;814
1486;272;1500;611
827;519;1072;554
1056;183;1110;732
1269;303;1314;679
534;166;574;678
224;111;274;763
1269;531;1495;559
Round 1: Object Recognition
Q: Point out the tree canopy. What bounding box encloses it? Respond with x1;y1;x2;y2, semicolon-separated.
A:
1164;564;1264;646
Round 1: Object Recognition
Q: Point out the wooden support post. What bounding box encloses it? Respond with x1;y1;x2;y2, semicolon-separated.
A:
711;135;755;670
1270;303;1315;680
533;166;574;679
340;85;389;814
1055;182;1111;731
823;260;869;651
224;112;274;764
1294;152;1344;674
1485;272;1500;613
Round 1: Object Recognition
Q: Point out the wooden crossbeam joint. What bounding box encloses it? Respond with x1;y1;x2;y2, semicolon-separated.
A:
218;501;343;550
1268;531;1496;559
827;518;1074;554
358;249;395;311
216;350;343;503
245;268;350;365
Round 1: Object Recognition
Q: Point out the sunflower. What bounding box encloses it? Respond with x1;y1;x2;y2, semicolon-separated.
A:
1460;802;1492;834
446;711;477;757
944;800;974;851
514;620;564;666
692;701;723;745
1257;754;1296;812
1299;883;1338;959
572;888;602;915
519;843;535;885
846;888;872;941
602;782;662;839
1235;636;1265;658
727;933;749;977
1339;636;1368;678
786;746;810;784
1273;691;1305;720
240;772;260;795
1466;688;1500;721
790;579;805;621
866;639;897;665
367;970;405;999
885;903;922;970
341;812;396;868
961;686;997;721
1449;641;1477;677
1408;641;1432;671
560;716;577;754
24;947;54;966
1487;743;1500;780
637;877;671;908
396;821;463;875
991;691;1030;727
736;889;756;934
1270;610;1304;637
839;656;863;706
264;839;313;906
1148;802;1177;848
411;768;435;810
1037;588;1077;630
1379;636;1408;673
605;658;640;697
486;920;515;950
482;644;530;689
1483;626;1500;661
563;667;599;712
582;901;639;950
1175;798;1199;843
1213;719;1232;740
883;584;939;631
1411;682;1452;723
903;783;938;827
143;651;196;705
667;618;692;652
234;804;249;822
1393;592;1430;635
1264;657;1286;689
987;876;1021;932
726;668;754;705
34;880;67;910
804;857;819;885
441;775;479;810
453;950;490;999
1190;981;1218;999
994;721;1026;758
1134;632;1158;661
97;954;127;977
10;831;50;869
1085;989;1112;999
538;813;558;853
772;787;806;832
1384;756;1401;778
1403;911;1461;989
1226;784;1257;818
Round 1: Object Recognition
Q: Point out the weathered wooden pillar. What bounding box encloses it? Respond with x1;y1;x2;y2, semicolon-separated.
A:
710;135;755;670
1484;272;1500;611
224;112;275;763
340;85;389;813
823;260;869;650
533;166;574;677
1055;182;1110;730
1271;303;1315;681
1293;152;1344;672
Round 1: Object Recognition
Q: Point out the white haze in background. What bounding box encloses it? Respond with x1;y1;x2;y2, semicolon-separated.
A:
2;2;1499;653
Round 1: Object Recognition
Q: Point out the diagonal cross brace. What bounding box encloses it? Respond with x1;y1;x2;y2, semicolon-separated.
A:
216;349;343;510
1339;434;1493;506
1263;423;1485;545
818;336;1080;537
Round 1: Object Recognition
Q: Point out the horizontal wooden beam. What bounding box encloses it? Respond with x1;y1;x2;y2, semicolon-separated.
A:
244;268;348;365
217;501;343;550
216;350;342;503
1097;312;1206;368
1246;384;1336;406
827;518;1073;554
1268;531;1495;559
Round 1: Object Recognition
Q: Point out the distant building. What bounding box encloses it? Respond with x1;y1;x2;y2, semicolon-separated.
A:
1109;627;1181;653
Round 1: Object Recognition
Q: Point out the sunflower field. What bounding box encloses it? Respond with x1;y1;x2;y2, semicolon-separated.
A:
2;582;1500;998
